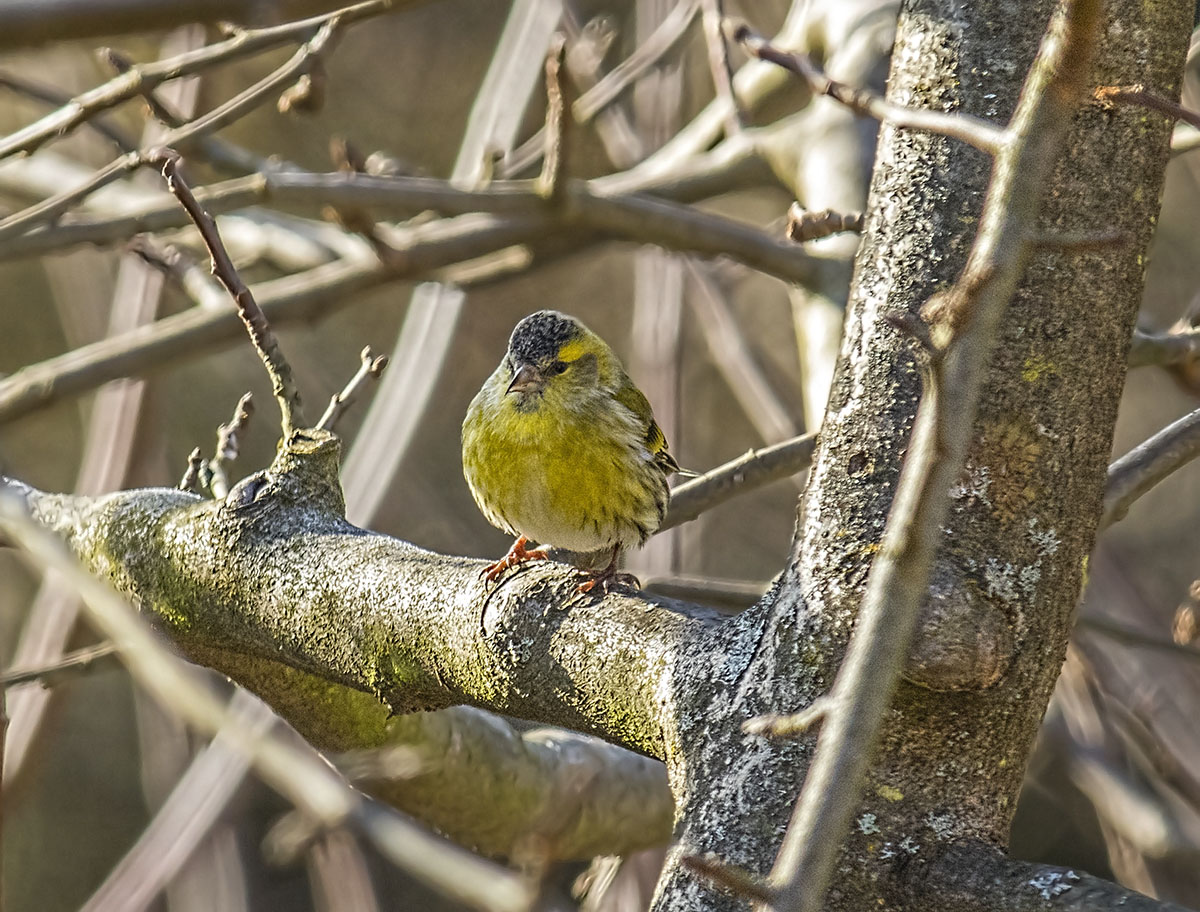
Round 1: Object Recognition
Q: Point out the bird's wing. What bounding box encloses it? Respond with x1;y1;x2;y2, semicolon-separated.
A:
614;382;682;475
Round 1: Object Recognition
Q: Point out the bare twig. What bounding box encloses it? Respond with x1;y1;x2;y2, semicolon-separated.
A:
1127;327;1200;368
500;0;699;178
0;16;348;243
731;22;1005;156
154;151;305;435
0;493;534;912
1100;403;1200;529
681;853;775;905
317;349;389;432
786;203;864;243
0;0;391;161
128;236;229;310
0;69;136;152
662;432;817;532
700;0;742;136
640;574;765;610
1077;616;1200;664
574;0;699;126
1094;83;1200;130
179;447;205;492
743;696;833;739
766;2;1101;910
537;35;570;201
0;144;779;427
208;392;255;497
1;642;120;688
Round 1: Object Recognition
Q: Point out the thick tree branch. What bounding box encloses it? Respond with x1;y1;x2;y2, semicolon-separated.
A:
0;481;532;912
4;433;714;761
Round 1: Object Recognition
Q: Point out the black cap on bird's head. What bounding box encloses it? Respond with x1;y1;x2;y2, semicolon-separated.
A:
508;310;582;366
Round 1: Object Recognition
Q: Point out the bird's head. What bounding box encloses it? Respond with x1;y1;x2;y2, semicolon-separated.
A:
502;310;616;412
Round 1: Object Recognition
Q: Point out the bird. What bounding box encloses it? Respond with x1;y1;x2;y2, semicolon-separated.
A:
462;310;682;594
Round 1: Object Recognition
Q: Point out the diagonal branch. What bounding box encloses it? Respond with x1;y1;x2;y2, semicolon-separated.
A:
732;22;1005;155
153;151;305;434
0;16;348;243
1100;403;1200;529
0;0;393;160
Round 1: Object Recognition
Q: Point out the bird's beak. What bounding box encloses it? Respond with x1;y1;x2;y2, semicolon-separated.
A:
506;362;544;395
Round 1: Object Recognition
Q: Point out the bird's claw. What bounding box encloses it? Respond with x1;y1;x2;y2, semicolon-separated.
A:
575;567;640;596
482;536;548;583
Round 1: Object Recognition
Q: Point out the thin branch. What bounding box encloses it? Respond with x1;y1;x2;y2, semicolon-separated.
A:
154;151;305;435
0;492;534;912
0;213;541;427
1;642;120;688
208;392;255;498
681;853;775;905
0;15;347;243
0;143;778;427
1094;83;1200;130
127;235;229;310
0;168;816;285
1127;327;1200;368
317;349;389;432
766;2;1102;910
0;0;392;161
742;696;833;739
731;22;1005;156
499;0;699;178
0;69;137;152
1100;403;1200;529
661;433;817;532
1077;616;1200;664
700;0;742;136
574;0;699;125
180;447;205;493
536;35;570;201
786;203;863;243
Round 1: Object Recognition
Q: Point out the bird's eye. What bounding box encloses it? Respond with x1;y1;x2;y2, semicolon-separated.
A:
548;360;569;375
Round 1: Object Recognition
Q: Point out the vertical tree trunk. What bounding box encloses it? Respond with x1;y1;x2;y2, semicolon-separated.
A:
651;0;1191;909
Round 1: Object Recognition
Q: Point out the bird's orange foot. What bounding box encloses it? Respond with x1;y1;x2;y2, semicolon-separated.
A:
575;557;640;595
482;535;548;583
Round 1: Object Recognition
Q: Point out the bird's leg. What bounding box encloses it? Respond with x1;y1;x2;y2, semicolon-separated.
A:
576;544;641;595
482;535;548;582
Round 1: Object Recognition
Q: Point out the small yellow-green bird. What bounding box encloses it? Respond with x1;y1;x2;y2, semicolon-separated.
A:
462;310;681;593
